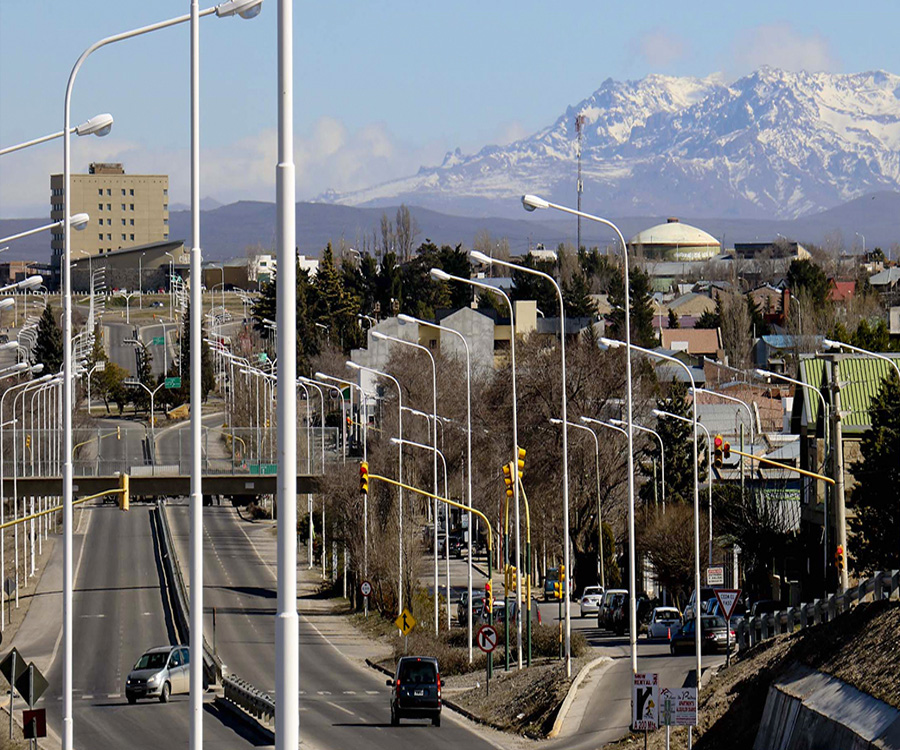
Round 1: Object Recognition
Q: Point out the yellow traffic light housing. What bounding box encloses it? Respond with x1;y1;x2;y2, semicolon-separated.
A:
835;544;845;571
517;446;526;479
714;434;724;468
359;461;369;494
485;580;493;609
553;581;562;600
119;473;130;511
502;463;513;498
559;564;565;581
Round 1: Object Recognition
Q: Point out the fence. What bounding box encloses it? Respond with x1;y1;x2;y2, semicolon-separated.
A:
736;569;900;651
222;675;275;724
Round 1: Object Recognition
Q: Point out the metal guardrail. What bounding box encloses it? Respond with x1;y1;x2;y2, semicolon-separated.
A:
223;675;275;724
736;569;900;651
154;503;224;685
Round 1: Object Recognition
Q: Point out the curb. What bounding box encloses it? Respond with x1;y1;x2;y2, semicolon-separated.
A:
547;655;612;739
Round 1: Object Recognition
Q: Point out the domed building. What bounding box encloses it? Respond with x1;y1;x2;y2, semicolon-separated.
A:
627;218;720;261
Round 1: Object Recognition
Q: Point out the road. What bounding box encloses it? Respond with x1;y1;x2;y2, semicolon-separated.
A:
103;320;177;378
167;502;506;750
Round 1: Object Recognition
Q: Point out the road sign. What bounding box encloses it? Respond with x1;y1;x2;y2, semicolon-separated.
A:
22;708;46;739
3;578;15;597
94;361;106;372
164;377;182;389
249;463;278;475
0;648;26;687
359;580;372;598
659;686;697;727
632;672;659;731
151;336;165;346
15;662;48;708
476;625;499;654
707;565;725;586
714;589;742;621
394;609;416;636
258;352;268;363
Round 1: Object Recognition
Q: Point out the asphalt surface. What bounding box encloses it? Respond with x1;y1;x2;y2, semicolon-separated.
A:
166;502;505;750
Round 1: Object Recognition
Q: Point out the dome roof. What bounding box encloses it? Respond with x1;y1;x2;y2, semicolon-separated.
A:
628;219;719;248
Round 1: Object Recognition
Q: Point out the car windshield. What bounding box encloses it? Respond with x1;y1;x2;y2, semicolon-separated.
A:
134;652;168;670
702;616;727;629
656;610;680;620
399;661;437;685
583;588;602;597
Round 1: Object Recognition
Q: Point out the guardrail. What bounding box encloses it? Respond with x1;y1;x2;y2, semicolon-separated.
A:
736;569;900;651
223;675;275;724
153;502;224;686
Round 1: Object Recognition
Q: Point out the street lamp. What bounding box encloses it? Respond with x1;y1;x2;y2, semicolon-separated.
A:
371;329;441;633
654;409;714;564
0;214;88;246
0;114;113;156
600;336;702;688
431;267;524;668
519;195;634;679
60;5;263;748
347;361;405;616
609;418;666;511
398;312;476;661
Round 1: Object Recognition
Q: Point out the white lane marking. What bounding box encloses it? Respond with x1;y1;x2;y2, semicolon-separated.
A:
326;701;354;716
365;690;379;695
107;693;121;698
82;694;94;700
80;614;105;618
316;690;332;695
342;690;356;695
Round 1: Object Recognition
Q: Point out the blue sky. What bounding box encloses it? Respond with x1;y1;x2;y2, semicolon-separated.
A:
2;0;900;217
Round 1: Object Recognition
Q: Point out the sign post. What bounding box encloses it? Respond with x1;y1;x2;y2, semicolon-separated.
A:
706;565;725;587
476;624;498;696
632;672;659;731
659;686;697;749
0;648;26;740
359;580;372;599
714;588;742;666
394;608;416;654
3;578;14;626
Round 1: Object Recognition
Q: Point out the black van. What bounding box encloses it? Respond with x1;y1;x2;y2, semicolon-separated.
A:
387;656;442;727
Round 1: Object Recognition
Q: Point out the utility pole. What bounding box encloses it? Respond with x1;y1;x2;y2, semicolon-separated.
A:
831;357;849;590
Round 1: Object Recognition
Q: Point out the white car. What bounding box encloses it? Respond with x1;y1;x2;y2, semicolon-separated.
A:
579;586;604;618
646;607;683;640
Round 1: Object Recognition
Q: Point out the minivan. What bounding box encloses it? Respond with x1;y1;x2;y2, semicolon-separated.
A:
125;645;190;703
387;656;441;726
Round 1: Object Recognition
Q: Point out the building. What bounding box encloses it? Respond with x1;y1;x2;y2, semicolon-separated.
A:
660;327;723;362
733;240;810;260
627;218;720;261
70;239;185;293
249;252;318;287
50;162;169;288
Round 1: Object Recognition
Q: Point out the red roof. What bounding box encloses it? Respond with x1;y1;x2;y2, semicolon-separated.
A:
829;280;856;302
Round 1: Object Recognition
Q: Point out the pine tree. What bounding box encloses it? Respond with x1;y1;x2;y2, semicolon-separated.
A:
605;267;657;347
174;303;215;404
849;371;900;573
638;381;708;506
311;243;363;350
667;308;679;329
32;305;63;374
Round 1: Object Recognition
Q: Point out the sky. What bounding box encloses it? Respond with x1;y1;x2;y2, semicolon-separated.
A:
2;0;900;218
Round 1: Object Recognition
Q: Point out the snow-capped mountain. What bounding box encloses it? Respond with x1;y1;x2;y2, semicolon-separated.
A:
318;68;900;219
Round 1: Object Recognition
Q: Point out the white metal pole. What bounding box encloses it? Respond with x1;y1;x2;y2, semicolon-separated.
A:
275;0;299;742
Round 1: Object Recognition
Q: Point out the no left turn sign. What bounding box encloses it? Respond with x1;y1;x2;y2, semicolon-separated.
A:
476;624;498;654
359;580;372;598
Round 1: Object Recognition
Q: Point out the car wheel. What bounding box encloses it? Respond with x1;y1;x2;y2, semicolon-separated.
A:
432;713;441;727
127;695;136;705
390;705;399;726
159;682;171;704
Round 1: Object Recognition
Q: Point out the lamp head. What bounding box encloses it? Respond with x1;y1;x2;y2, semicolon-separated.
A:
468;250;492;265
599;337;622;350
216;0;263;18
346;361;361;371
70;213;89;230
0;299;14;311
753;368;771;379
549;417;562;425
822;339;839;350
313;371;328;381
609;418;625;427
389;437;401;446
430;268;451;282
30;363;43;374
397;314;417;325
651;409;665;418
17;275;42;290
74;113;113;137
521;194;550;212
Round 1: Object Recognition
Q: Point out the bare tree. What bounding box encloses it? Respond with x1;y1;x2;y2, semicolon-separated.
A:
395;204;419;262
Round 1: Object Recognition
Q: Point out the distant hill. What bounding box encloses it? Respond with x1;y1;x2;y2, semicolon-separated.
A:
2;192;899;265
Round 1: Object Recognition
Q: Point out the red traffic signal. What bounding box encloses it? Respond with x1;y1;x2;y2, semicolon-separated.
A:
723;441;731;459
359;461;369;493
714;434;723;449
713;434;724;468
834;545;845;571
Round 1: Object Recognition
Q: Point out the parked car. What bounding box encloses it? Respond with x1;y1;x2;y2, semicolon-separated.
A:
609;595;628;635
456;591;485;626
597;589;628;630
749;599;784;618
125;645;190;703
579;586;604;618
448;534;465;558
683;587;718;621
669;616;735;655
543;567;560;601
387;656;441;726
706;598;747;627
646;607;683;639
478;596;541;626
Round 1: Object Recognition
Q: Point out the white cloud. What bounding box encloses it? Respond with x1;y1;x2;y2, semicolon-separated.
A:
732;23;840;74
633;29;687;68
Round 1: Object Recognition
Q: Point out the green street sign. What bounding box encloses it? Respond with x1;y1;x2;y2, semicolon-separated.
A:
151;336;165;346
249;463;278;475
258;352;269;363
164;377;182;389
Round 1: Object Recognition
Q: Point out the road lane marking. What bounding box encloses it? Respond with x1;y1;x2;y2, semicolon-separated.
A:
316;691;332;695
107;693;120;698
342;691;356;695
326;701;354;716
365;690;379;695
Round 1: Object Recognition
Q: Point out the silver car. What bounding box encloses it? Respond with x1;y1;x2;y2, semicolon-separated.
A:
125;645;190;703
579;586;604;617
646;607;683;639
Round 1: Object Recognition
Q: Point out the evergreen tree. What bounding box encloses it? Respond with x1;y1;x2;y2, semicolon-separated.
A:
173;303;216;404
638;381;708;506
605;267;656;347
509;253;558;313
695;306;721;330
787;259;830;307
849;371;900;573
32;305;63;374
310;243;363;350
563;271;596;318
746;295;770;337
667;308;680;329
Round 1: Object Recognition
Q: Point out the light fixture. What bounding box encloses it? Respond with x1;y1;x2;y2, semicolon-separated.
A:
17;275;43;290
468;250;492;265
70;213;89;230
216;0;263;18
74;113;113;137
522;194;550;212
429;268;451;282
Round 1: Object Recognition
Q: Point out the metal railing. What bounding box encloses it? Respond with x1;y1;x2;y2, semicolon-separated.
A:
736;569;900;651
223;675;275;724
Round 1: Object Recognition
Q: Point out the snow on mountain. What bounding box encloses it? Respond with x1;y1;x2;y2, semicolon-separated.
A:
318;68;900;219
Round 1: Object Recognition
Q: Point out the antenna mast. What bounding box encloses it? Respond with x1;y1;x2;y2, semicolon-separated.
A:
575;114;586;252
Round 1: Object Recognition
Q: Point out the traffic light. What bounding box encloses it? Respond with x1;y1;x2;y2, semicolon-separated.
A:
553;581;562;600
714;434;724;468
25;435;30;449
502;463;513;498
835;544;845;571
346;416;352;428
516;446;526;479
116;425;121;440
504;565;518;592
723;440;731;460
119;472;130;511
559;564;565;581
485;580;493;609
359;461;369;494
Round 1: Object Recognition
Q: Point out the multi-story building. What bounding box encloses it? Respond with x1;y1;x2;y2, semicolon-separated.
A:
49;162;169;287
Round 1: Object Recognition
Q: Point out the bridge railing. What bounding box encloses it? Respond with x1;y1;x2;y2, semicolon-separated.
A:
736;569;900;651
222;675;275;725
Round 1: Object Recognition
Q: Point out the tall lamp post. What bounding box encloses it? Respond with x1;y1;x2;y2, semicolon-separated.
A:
397;313;476;661
600;336;702;690
60;5;262;748
0;115;113;156
518;195;634;678
430;268;523;668
610;418;666;511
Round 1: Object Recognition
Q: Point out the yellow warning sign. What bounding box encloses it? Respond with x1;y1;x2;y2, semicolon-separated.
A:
394;608;416;635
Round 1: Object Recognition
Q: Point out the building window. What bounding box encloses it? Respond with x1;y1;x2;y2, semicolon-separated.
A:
98;203;103;211
106;189;111;196
163;219;169;226
121;219;126;226
163;189;168;196
121;204;125;210
107;233;111;240
106;203;111;210
130;189;134;196
121;234;126;241
98;234;103;240
107;219;112;226
130;234;134;241
163;232;169;239
121;189;126;196
130;219;134;226
98;189;103;196
130;204;134;210
163;204;168;211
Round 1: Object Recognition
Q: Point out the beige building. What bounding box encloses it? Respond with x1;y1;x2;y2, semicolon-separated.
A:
50;162;169;262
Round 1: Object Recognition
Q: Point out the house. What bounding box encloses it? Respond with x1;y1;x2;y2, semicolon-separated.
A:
828;279;856;303
660;328;723;362
666;292;716;327
868;267;900;294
